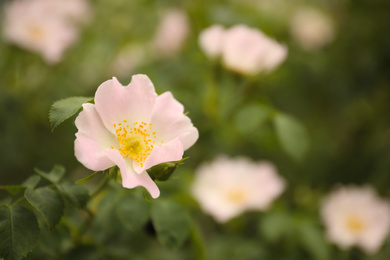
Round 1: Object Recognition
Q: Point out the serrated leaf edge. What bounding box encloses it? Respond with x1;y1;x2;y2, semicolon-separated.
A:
49;96;93;132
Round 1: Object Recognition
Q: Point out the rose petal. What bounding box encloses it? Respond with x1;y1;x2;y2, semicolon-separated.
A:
132;137;184;174
74;103;116;171
104;149;160;198
151;91;199;150
94;74;157;133
199;24;225;59
221;25;286;75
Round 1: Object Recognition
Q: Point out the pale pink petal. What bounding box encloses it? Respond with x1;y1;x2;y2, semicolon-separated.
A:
133;137;184;174
199;24;225;59
94;75;157;133
248;162;285;210
104;149;160;198
221;25;286;75
262;42;288;73
74;103;117;171
192;156;284;223
151;92;199;150
153;9;189;56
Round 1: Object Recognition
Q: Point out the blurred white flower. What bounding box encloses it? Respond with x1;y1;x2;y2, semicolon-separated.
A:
111;45;146;78
221;25;287;75
321;185;390;254
2;0;91;64
198;24;225;60
290;7;334;51
192;156;285;223
153;9;190;57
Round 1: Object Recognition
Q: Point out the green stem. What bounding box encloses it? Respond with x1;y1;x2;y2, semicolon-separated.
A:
10;196;25;206
189;220;206;260
90;172;110;198
204;65;219;121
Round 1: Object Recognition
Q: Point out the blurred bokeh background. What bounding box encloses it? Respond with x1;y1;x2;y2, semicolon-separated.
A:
1;0;390;259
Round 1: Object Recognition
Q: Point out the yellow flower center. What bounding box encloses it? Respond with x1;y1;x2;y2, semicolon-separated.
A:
346;215;365;233
28;25;45;40
111;120;164;167
226;189;246;203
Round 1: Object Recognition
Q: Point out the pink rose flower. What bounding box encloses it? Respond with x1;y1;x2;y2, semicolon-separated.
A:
2;0;90;64
153;9;190;56
74;75;199;198
221;25;287;75
192;156;285;222
321;185;390;254
198;24;287;75
290;7;334;51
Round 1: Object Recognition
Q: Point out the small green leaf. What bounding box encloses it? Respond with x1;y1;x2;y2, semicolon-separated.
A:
34;165;65;184
49;96;93;131
274;113;309;161
0;186;25;196
57;181;89;208
24;187;64;230
0;176;41;195
234;104;271;135
151;200;191;249
116;193;149;231
75;171;99;184
22;175;41;189
0;205;40;260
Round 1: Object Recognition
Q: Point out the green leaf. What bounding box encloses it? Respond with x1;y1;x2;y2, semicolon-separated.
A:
75;171;99;184
22;175;41;189
24;187;64;230
116;193;149;231
0;205;40;260
260;211;291;242
34;165;65;184
0;186;25;196
0;197;12;206
0;176;41;195
57;181;89;208
274;113;309;161
234;104;271;135
297;221;331;260
151;200;191;249
49;96;93;131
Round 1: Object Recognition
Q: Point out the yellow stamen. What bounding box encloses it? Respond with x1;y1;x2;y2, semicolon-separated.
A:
346;216;365;233
226;190;246;203
112;120;162;165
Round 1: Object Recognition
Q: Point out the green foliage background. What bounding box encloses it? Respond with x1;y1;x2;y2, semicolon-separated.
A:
1;0;390;259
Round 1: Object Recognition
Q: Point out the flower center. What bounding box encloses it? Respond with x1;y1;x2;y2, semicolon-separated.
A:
346;215;365;233
111;120;164;167
226;189;246;203
28;25;45;40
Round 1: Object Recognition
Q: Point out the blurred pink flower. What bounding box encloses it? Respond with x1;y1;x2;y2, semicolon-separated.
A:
153;9;190;56
74;75;199;198
2;0;90;64
198;24;225;59
221;25;287;75
321;185;390;254
290;7;334;51
192;156;285;223
111;44;146;78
